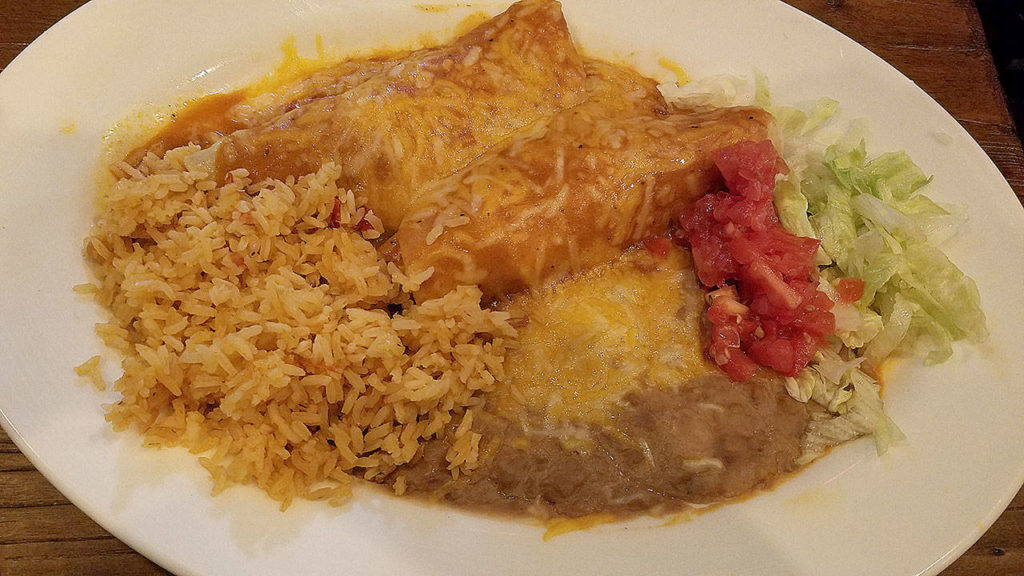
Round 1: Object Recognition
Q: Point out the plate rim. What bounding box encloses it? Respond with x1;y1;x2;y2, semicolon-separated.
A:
1;1;1022;575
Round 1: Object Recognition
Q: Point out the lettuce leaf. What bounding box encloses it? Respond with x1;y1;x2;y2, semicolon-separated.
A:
825;143;932;202
794;135;986;362
792;352;905;462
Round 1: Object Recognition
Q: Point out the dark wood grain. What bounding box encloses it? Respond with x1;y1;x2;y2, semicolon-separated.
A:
1;538;167;576
0;1;1021;575
0;471;68;508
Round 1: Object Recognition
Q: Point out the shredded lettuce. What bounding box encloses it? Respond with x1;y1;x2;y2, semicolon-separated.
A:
862;292;915;367
788;349;905;462
773;180;816;239
798;369;906;463
810;182;859;269
767;100;987;365
657;75;755;111
825;145;932;202
767;84;986;451
814;144;988;361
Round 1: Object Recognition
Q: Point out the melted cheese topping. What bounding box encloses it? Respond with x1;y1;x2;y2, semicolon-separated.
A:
215;0;589;230
396;67;775;300
491;247;717;426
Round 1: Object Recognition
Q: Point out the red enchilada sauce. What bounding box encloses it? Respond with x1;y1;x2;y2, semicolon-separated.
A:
126;92;247;165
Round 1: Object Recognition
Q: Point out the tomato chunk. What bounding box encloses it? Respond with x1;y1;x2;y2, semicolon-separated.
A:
836;277;865;303
676;140;835;379
641;235;672;258
328;197;342;229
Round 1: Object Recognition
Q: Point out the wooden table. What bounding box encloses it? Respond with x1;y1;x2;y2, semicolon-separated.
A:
2;1;1022;574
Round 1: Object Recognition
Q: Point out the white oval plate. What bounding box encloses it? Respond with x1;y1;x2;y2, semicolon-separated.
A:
1;1;1022;575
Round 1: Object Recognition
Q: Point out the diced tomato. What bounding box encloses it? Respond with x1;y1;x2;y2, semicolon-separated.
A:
328;197;342;229
836;277;865;303
641;235;672;258
706;286;759;381
745;257;803;310
355;208;377;233
675;140;835;380
714;140;789;202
